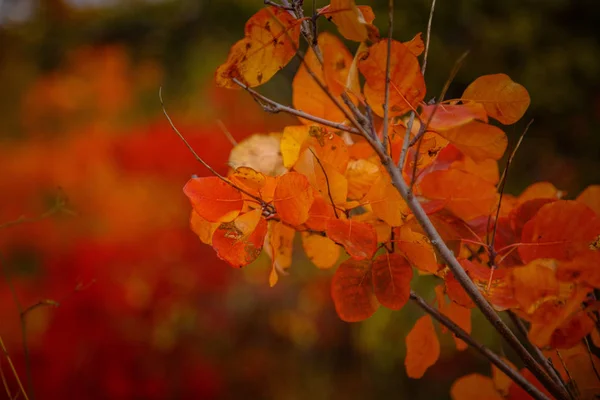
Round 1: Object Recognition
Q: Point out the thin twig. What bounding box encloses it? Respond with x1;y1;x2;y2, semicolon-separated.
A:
398;112;416;171
421;0;437;76
307;148;339;219
584;336;600;382
410;292;550;400
159;87;274;213
0;336;29;400
381;0;394;155
216;119;238;146
0;360;13;400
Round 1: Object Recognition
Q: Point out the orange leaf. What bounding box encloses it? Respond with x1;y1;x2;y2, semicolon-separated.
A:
294;148;348;206
404;33;425;57
450;374;503;400
507;369;553;400
292;33;356;125
331;259;379;322
183;176;243;223
212;209;268;268
189;210;219;245
557;250;600;288
362;174;409;226
462;73;530;125
394;225;439;274
451;156;499;185
265;220;295;271
577;184;600;216
328;0;370;42
491;358;518;396
549;310;595;349
305;193;336;231
420;102;488;131
418;169;498;221
346;159;380;200
518;200;600;263
508;198;556;239
273;172;314;226
405;315;440;379
280;125;310;168
517;181;565;204
301;232;340;269
436;121;507;161
215;7;300;88
326;218;377;260
371;253;413;310
445;272;475;308
510;259;560;313
359;39;426;117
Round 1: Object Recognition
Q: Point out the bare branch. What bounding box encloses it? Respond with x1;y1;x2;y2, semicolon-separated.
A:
382;0;394;155
0;336;29;400
216;119;238;146
410;291;551;400
421;0;437;76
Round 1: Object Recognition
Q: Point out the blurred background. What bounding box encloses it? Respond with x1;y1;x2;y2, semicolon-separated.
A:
0;0;599;399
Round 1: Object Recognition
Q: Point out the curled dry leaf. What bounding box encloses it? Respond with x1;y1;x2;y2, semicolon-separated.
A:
371;253;413;310
183;176;243;223
462;73;531;125
405;315;440;379
359;39;426;117
215;7;301;88
331;258;379;322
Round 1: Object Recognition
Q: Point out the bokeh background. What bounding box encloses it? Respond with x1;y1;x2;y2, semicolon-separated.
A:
0;0;599;399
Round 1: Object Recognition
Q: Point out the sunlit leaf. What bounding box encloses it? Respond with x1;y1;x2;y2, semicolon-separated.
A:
331;258;379;322
183;176;243;223
301;232;340;269
371;253;412;310
215;7;301;88
229;133;286;176
265;220;295;272
280;125;310;169
445;271;475;308
328;0;371;42
462;73;530;125
304;193;336;231
273;172;314;226
420;102;488;131
510;259;560;313
189;210;219;245
359;39;426;117
404;33;425;57
405;315;440;379
294;148;348;206
517;181;564;204
576;184;600;215
326;218;377;260
436;121;507;161
394;225;439;274
346;159;380;200
451;156;499;185
363;174;409;226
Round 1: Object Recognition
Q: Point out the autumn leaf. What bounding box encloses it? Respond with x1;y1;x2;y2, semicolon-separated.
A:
265;220;296;284
273;172;314;226
371;253;413;310
451;374;503;400
304;193;336;231
183;176;243;223
518;200;600;263
215;7;300;88
331;258;379;322
326;218;378;260
517;181;564;204
462;73;530;125
328;0;371;42
280;125;311;169
346;159;380;200
451;156;500;185
435;121;508;161
301;232;340;269
404;33;425;57
445;272;475;308
405;315;440;379
229;133;286;176
189;210;219;245
294;148;348;206
491;358;518;396
576;184;600;215
393;225;439;274
510;259;560;313
420;101;488;132
212;209;268;268
418;169;498;221
362;174;409;226
549;309;595;349
359;39;426;117
292;32;357;125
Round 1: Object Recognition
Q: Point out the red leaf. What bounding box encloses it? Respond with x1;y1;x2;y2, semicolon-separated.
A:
273;172;314;226
326;218;377;260
331;259;379;322
212;209;268;268
371;253;413;310
183;177;243;223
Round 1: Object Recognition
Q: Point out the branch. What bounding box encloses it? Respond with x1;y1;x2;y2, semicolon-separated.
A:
381;0;394;155
232;78;360;135
421;0;437;76
410;292;551;400
383;159;569;400
0;336;29;400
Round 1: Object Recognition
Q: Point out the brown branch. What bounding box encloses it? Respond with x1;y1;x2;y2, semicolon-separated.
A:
410;291;551;400
0;336;29;400
421;0;437;76
382;0;394;155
